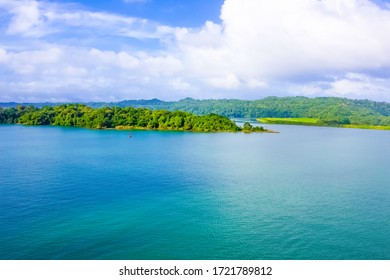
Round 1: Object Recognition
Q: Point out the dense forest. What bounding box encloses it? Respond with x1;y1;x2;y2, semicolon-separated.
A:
2;96;388;126
0;104;266;132
113;97;390;126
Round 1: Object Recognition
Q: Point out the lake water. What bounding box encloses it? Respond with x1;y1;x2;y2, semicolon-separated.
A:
0;123;389;260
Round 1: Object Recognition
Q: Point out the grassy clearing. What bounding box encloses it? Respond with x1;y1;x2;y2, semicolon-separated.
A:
257;118;322;125
341;124;390;130
257;118;390;130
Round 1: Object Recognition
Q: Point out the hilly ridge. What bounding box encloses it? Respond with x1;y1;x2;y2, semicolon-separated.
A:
1;96;390;127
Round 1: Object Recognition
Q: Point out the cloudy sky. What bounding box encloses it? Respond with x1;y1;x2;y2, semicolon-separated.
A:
1;0;390;102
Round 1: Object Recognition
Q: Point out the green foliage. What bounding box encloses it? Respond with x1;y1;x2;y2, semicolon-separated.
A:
242;122;265;132
0;107;18;124
2;96;389;128
243;122;253;130
0;104;244;132
258;117;390;129
84;96;390;127
0;106;37;124
258;118;323;125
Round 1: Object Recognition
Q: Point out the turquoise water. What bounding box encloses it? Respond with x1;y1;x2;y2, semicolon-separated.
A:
0;124;389;260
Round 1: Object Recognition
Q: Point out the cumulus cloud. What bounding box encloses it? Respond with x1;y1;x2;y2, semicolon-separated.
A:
291;72;390;101
6;0;45;36
170;78;192;91
0;0;390;101
0;44;185;101
175;0;390;84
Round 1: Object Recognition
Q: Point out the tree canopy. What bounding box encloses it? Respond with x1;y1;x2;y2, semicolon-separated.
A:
105;97;390;126
0;104;268;132
1;96;389;127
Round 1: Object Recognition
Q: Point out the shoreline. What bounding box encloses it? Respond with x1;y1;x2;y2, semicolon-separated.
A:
113;125;277;133
257;118;390;130
10;123;277;133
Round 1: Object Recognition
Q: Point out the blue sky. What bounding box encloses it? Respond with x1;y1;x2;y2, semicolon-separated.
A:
0;0;390;102
67;0;224;27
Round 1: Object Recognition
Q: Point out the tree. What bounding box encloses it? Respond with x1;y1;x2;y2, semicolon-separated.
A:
243;122;253;131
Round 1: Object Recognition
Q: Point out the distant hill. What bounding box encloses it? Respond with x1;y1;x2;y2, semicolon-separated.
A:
99;96;390;126
1;96;389;126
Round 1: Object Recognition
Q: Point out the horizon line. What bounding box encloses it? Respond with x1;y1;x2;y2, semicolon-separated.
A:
1;95;389;104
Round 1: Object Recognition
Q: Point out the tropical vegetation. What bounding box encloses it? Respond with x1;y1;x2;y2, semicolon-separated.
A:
1;96;389;129
121;97;388;127
0;104;268;132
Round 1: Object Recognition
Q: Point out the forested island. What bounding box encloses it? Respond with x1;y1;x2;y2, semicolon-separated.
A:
1;96;389;129
0;104;267;133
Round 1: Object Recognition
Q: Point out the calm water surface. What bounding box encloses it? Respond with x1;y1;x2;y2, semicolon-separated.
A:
0;123;389;259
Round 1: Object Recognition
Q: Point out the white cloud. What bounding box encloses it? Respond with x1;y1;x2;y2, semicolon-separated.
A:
0;44;185;101
1;0;390;101
0;48;7;62
163;0;390;100
205;73;241;90
88;48;140;69
170;78;192;91
246;78;268;89
290;73;390;101
6;0;44;36
177;0;390;80
0;0;174;39
0;47;62;74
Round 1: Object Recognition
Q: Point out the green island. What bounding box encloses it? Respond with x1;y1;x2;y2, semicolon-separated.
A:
0;104;269;133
